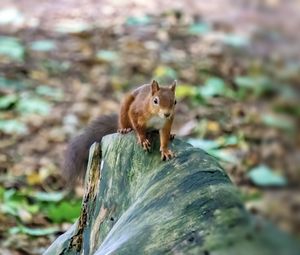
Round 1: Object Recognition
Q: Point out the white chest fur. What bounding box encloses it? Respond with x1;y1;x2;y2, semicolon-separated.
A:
146;116;166;130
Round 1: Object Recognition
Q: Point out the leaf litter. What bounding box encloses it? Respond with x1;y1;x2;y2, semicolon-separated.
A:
0;0;299;253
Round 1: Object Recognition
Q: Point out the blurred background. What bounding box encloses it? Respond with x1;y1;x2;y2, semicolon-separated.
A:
0;0;299;253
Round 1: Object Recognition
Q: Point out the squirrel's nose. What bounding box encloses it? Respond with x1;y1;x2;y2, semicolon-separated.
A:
164;113;171;118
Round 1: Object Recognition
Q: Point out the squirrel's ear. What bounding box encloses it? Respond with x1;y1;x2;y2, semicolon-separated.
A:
170;80;177;92
151;80;160;95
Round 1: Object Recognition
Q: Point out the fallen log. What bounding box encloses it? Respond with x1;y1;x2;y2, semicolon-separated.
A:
45;133;299;255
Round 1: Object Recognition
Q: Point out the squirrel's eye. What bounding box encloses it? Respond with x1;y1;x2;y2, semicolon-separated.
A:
153;97;159;105
174;100;177;105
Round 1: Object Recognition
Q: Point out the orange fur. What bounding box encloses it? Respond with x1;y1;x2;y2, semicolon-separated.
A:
118;80;177;160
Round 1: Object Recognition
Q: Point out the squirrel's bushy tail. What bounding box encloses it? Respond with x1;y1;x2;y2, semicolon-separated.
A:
63;114;118;186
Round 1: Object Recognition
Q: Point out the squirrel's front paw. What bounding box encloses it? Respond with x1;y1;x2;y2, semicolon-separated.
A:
160;148;174;161
138;138;151;151
118;128;133;134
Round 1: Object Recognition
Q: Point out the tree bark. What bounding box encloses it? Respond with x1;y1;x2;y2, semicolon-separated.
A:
45;133;299;255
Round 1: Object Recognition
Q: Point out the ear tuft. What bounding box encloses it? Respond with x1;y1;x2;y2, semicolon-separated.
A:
151;80;160;95
170;80;177;92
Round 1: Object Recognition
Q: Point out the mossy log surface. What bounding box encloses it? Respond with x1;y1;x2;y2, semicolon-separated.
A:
45;133;299;255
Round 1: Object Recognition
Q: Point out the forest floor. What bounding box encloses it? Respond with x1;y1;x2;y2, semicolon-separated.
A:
0;0;299;254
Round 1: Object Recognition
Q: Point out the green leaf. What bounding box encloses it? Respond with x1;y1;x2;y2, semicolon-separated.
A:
0;204;18;216
0;94;18;109
96;50;119;62
36;85;64;101
23;204;39;214
234;76;268;88
41;59;70;74
273;103;300;118
187;138;219;151
47;201;81;223
241;190;262;202
222;34;249;47
234;76;277;99
1;189;25;216
3;188;17;201
30;40;56;52
247;165;287;187
200;77;226;98
217;135;240;147
234;75;273;97
234;76;254;88
0;36;25;61
153;65;177;81
1;189;39;216
17;96;51;115
188;138;238;163
175;84;197;99
188;22;211;35
0;119;28;134
262;114;295;131
33;191;66;202
208;149;238;164
0;76;27;90
276;85;299;101
9;226;59;236
126;16;151;26
55;20;91;33
0;186;5;200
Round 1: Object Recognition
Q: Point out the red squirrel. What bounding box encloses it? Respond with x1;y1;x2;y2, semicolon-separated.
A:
63;80;177;185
